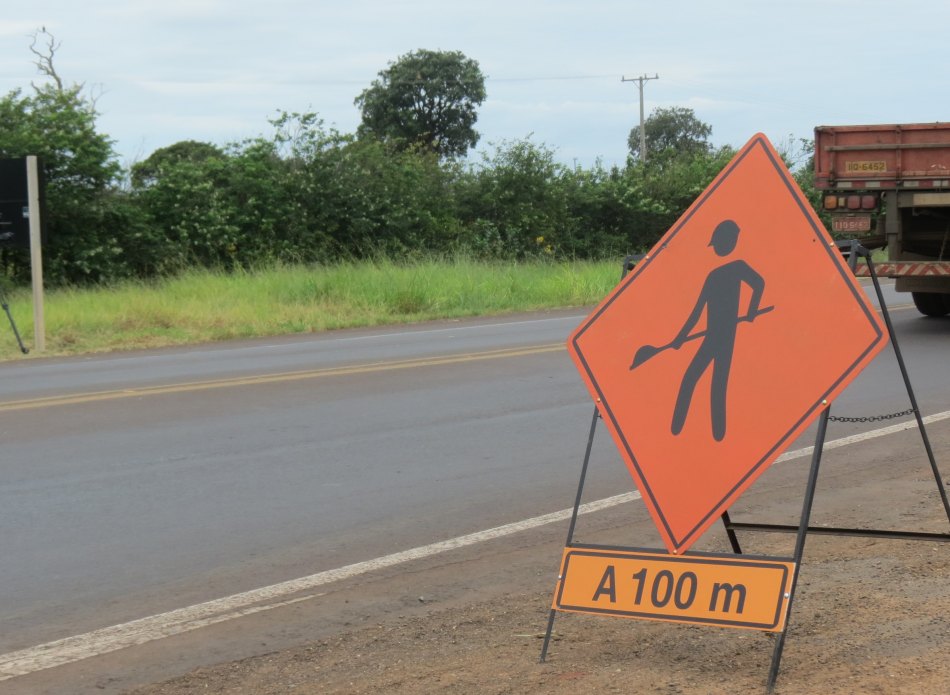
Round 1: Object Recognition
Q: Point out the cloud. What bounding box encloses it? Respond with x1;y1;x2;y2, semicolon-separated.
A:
131;78;268;98
100;0;228;20
486;98;630;119
0;20;41;38
137;112;255;132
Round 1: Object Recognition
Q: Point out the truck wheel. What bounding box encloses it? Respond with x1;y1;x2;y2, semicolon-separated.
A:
911;292;950;317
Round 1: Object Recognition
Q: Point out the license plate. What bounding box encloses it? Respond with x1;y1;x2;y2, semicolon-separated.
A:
845;160;887;173
831;215;872;233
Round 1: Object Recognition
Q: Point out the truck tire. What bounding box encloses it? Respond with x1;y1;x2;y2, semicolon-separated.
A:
911;292;950;317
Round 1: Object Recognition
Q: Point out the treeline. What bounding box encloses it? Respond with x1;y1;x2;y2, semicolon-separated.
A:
0;51;772;287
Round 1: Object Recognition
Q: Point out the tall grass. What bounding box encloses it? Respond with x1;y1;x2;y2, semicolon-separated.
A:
0;258;624;360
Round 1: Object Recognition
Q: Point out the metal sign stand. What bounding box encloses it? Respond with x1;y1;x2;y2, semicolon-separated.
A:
540;249;950;693
0;284;29;353
721;243;950;691
539;255;639;662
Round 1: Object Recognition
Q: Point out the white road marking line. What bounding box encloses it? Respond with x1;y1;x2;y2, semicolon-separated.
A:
1;409;948;680
775;410;950;463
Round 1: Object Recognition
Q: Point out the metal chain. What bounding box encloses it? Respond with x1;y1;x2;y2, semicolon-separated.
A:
828;408;916;424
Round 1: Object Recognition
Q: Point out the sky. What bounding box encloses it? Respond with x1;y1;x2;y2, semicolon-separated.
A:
3;1;950;171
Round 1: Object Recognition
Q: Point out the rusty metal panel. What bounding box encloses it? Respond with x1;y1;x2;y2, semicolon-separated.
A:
815;123;950;189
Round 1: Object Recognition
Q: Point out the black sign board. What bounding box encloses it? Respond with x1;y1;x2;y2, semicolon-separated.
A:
0;201;29;245
0;157;45;248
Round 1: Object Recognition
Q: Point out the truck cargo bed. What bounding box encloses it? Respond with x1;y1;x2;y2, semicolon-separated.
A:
815;123;950;189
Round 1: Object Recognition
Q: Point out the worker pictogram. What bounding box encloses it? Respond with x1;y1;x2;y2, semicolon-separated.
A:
568;134;888;554
629;219;769;442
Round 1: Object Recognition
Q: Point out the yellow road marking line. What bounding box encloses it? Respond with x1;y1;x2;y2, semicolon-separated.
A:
0;302;915;413
0;343;566;412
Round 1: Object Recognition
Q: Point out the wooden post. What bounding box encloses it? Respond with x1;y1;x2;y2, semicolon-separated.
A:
26;155;45;352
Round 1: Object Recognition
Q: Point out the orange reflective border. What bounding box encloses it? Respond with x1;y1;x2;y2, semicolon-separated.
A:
553;546;795;632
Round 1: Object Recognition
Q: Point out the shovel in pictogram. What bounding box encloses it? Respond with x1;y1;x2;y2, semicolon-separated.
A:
630;305;774;370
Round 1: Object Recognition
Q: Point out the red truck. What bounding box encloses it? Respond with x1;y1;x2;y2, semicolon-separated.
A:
814;123;950;316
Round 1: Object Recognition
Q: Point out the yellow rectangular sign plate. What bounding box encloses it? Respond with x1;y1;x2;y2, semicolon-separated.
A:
553;546;795;632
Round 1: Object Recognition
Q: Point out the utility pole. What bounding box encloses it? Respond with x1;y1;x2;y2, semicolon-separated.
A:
622;74;659;162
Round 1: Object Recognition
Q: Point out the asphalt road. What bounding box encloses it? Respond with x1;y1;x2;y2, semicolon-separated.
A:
0;280;947;686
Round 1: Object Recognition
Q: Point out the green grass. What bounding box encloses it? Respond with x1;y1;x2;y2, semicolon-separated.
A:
0;258;625;361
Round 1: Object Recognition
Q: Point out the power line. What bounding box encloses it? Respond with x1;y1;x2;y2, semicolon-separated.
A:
290;74;622;87
488;74;618;83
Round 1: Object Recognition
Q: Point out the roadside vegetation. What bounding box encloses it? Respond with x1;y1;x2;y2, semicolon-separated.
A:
0;258;624;359
0;34;820;361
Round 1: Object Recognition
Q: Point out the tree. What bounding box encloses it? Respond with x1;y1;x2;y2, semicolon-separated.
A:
29;27;64;92
457;138;570;257
622;145;736;246
355;49;486;158
0;29;132;284
628;106;712;161
130;140;224;189
788;137;835;233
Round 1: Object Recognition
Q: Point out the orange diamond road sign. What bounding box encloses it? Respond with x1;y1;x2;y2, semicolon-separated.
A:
568;134;887;554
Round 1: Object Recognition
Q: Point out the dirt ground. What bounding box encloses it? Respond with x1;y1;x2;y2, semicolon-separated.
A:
127;537;950;695
127;425;950;695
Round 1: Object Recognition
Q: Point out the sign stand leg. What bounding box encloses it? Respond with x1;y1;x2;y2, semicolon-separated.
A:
765;407;831;692
0;284;28;353
862;250;950;524
540;408;600;662
538;609;558;664
720;510;743;554
541;253;640;663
